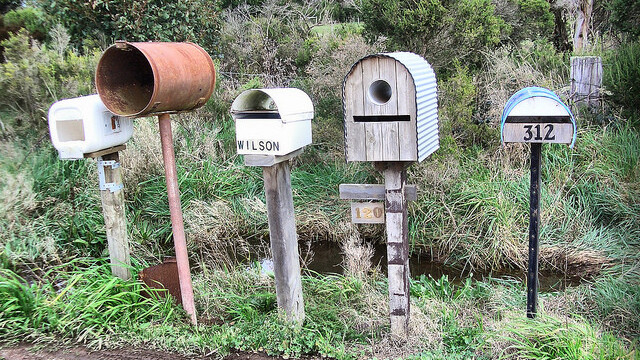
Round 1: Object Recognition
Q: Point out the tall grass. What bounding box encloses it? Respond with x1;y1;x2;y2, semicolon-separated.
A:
499;315;633;359
0;259;179;346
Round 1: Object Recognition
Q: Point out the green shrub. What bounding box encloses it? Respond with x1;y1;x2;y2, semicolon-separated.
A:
440;62;497;147
0;29;99;132
3;6;48;41
609;0;640;38
361;0;509;75
604;41;640;126
40;0;220;52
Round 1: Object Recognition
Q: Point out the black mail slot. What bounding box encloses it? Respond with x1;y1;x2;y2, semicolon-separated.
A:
353;115;411;123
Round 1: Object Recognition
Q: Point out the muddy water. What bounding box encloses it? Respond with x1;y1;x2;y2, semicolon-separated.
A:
285;241;582;293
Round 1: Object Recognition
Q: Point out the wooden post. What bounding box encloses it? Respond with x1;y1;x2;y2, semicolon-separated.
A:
382;162;410;338
527;143;541;318
263;161;305;323
97;151;131;280
570;56;602;110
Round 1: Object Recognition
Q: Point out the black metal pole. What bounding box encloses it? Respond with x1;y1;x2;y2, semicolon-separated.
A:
527;143;542;318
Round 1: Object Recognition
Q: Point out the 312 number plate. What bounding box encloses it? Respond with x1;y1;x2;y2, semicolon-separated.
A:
503;123;573;144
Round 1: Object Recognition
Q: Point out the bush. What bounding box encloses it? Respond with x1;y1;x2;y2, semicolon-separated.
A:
0;29;99;132
3;6;48;41
609;0;640;38
361;0;509;75
440;61;496;147
604;41;640;125
40;0;220;52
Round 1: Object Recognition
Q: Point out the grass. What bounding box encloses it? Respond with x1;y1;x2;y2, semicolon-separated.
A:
1;262;636;358
1;28;639;358
1;111;639;358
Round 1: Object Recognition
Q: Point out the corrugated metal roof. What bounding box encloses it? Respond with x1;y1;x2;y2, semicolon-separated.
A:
386;52;439;162
342;52;439;163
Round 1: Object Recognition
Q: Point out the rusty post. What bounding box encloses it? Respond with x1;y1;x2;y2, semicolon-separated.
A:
158;113;197;325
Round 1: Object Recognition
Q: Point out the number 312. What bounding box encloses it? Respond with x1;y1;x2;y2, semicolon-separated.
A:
524;124;555;141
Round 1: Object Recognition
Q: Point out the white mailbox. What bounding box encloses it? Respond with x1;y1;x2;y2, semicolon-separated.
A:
501;87;577;147
231;88;313;156
48;94;134;159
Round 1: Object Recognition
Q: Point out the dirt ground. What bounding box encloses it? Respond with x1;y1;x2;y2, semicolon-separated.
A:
0;344;321;360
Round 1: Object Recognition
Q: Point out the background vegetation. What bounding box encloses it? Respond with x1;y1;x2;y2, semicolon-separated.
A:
0;0;639;358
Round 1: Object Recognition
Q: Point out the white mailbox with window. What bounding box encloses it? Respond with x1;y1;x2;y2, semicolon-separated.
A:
501;87;577;147
232;88;313;156
48;94;134;159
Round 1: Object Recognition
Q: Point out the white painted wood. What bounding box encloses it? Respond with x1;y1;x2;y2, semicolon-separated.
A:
263;161;305;324
344;63;366;161
98;151;131;280
339;184;417;201
350;202;385;224
503;123;574;144
396;63;417;161
244;148;304;167
507;97;572;117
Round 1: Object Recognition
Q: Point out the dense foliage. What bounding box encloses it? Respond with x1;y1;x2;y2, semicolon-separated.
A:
38;0;220;52
604;40;640;125
609;0;640;38
0;0;639;358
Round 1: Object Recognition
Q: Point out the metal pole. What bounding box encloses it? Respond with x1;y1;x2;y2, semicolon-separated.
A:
158;113;197;325
527;143;541;318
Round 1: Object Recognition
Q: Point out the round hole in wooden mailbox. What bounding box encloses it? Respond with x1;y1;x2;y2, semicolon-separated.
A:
368;80;392;105
95;41;216;117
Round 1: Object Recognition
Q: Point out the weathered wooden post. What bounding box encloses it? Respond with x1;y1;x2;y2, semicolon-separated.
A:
48;95;134;280
341;52;439;338
231;88;314;323
96;41;217;325
501;87;577;318
570;56;602;110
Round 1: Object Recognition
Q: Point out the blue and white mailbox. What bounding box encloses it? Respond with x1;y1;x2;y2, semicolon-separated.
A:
501;86;577;320
501;87;576;147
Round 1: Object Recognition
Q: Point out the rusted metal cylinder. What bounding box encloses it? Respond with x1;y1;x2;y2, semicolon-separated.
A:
158;113;197;325
96;41;216;117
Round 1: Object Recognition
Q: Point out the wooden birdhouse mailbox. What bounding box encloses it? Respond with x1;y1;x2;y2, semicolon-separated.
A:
341;52;440;340
343;52;438;162
232;88;313;157
501;87;577;147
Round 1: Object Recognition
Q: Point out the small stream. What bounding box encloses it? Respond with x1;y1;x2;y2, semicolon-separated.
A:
260;241;582;293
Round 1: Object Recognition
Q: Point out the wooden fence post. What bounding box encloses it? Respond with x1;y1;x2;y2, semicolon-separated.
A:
383;162;410;338
263;160;305;324
97;151;131;280
570;56;602;111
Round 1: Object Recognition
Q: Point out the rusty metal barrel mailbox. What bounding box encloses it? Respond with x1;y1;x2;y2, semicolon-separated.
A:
95;41;217;326
95;41;216;117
